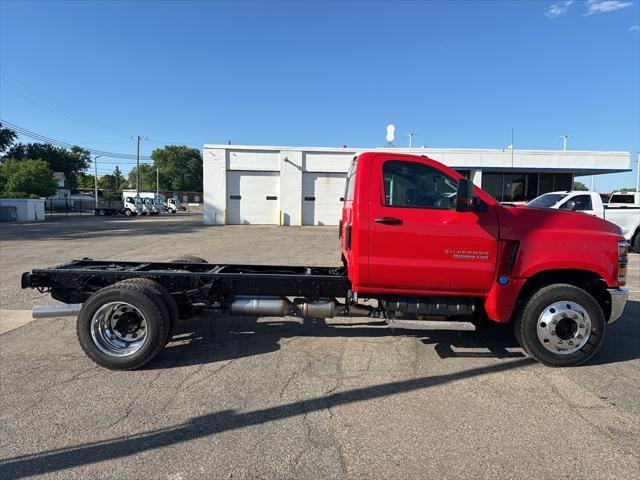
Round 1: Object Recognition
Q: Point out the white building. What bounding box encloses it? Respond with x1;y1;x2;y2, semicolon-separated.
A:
203;144;631;226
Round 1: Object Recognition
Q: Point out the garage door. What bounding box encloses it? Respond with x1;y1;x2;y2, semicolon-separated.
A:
226;171;280;224
302;173;346;226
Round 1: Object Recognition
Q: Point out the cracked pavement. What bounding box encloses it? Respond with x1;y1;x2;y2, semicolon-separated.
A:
1;215;639;479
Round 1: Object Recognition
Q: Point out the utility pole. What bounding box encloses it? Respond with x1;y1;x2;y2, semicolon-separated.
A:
93;155;102;209
156;168;159;197
131;135;146;195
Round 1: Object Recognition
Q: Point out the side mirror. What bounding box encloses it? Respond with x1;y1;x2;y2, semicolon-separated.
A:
456;179;474;212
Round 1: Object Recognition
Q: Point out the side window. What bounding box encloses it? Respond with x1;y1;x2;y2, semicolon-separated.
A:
383;160;458;209
572;195;593;211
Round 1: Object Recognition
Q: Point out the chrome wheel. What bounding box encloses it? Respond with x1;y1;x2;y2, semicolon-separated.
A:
90;302;148;357
536;301;591;355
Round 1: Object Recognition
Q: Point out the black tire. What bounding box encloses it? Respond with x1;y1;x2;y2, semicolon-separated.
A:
513;283;605;367
124;209;133;217
171;255;208;264
632;234;640;254
97;209;106;216
76;281;171;370
116;278;179;345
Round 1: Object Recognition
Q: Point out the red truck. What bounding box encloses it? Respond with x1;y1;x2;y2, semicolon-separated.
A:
23;152;629;370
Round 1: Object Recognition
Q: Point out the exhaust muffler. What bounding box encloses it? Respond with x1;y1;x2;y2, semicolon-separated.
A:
228;296;340;319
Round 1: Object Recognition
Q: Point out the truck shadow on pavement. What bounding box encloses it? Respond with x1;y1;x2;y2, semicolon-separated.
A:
149;300;640;370
0;356;535;479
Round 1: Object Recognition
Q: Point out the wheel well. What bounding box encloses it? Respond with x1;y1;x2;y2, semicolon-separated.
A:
516;269;611;320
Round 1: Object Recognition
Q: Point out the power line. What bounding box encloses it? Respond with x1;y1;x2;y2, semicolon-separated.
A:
0;71;132;137
0;120;153;161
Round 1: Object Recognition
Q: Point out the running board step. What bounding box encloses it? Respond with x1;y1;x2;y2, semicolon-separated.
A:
386;319;476;331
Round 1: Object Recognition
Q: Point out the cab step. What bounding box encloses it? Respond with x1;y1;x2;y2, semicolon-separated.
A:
386;318;476;331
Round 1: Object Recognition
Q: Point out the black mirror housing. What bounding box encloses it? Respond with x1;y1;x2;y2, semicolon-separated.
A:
456;179;474;212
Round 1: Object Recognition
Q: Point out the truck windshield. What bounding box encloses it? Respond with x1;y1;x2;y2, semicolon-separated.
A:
526;193;568;208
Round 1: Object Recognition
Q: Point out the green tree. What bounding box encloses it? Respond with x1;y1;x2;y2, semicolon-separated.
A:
0;159;57;198
127;164;157;191
0;123;17;154
76;171;96;190
113;166;125;189
5;143;90;190
572;181;588;191
151;145;202;192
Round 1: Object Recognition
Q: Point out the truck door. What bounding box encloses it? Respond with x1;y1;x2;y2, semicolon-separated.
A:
367;157;499;294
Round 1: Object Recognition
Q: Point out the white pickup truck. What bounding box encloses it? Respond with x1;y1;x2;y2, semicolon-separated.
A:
527;191;640;251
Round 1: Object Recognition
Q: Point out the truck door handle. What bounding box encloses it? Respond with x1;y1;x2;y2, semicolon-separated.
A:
374;217;403;225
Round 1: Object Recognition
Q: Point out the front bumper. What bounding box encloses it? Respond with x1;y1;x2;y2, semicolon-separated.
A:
607;287;629;323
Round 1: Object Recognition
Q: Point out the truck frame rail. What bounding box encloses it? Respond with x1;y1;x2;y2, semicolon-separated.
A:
22;259;350;305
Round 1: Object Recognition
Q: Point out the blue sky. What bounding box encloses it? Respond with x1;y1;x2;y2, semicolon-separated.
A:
1;0;638;190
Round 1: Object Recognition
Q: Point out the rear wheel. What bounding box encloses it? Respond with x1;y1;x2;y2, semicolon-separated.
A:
97;209;106;216
633;234;640;254
76;281;171;370
116;278;179;345
514;284;605;367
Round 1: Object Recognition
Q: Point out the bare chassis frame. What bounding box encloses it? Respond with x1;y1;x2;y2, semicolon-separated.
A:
22;259;351;308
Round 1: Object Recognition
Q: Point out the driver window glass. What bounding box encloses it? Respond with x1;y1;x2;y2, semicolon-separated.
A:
571;195;593;211
383;160;457;209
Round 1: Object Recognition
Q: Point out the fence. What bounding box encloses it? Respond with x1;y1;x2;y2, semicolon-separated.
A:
44;198;121;217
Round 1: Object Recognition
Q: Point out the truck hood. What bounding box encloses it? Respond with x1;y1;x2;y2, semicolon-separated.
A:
497;205;622;240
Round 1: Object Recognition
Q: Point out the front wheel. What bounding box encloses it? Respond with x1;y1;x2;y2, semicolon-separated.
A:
633;234;640;254
514;283;605;367
124;209;133;217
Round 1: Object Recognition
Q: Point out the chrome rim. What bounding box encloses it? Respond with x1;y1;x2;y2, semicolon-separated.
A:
90;302;148;357
536;301;591;355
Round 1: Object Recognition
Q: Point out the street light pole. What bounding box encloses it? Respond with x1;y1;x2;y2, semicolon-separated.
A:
404;132;415;148
636;151;639;193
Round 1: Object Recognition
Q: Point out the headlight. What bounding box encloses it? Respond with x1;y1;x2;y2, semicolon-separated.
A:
618;241;628;286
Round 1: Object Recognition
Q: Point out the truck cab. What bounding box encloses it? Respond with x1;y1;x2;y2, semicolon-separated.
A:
122;195;141;216
140;197;154;215
165;197;179;213
341;152;628;366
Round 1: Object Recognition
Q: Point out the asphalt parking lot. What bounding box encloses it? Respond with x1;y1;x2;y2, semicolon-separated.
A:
1;215;639;480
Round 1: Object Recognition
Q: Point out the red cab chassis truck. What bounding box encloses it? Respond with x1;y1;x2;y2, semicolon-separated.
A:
22;153;629;370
